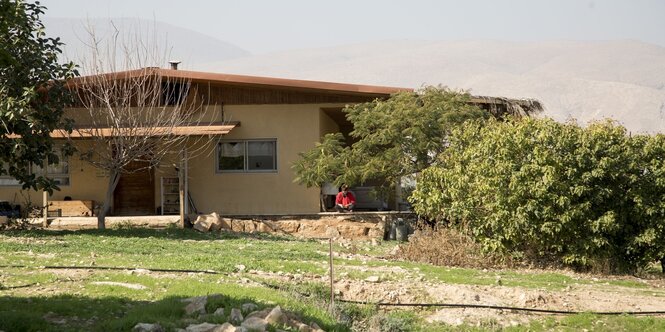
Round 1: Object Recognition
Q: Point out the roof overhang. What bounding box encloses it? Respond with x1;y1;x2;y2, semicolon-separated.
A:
68;68;412;97
7;122;240;139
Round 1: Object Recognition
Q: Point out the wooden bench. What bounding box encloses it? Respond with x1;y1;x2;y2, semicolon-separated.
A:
49;200;94;217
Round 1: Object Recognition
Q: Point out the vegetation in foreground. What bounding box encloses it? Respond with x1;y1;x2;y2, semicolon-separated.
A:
1;227;664;331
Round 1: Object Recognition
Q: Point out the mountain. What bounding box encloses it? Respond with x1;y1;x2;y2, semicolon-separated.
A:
41;17;665;133
44;17;250;68
194;40;665;133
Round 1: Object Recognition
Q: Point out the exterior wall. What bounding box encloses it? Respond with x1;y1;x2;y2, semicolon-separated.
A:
0;140;110;212
181;104;344;215
319;109;340;138
0;103;347;215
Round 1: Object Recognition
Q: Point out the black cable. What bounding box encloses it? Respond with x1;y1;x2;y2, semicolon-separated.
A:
0;264;226;275
337;299;665;316
4;264;665;316
0;282;39;290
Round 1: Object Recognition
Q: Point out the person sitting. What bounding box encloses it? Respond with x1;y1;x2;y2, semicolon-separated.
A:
335;184;356;212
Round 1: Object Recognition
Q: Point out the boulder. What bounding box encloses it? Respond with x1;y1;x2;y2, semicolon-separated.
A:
245;308;271;320
216;323;237;332
241;303;259;313
229;308;244;325
265;306;286;325
183;296;207;315
276;220;300;233
213;307;225;316
241;317;268;332
185;323;221;332
132;323;164;332
193;212;226;232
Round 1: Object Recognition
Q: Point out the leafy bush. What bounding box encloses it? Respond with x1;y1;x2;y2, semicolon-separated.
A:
411;117;665;272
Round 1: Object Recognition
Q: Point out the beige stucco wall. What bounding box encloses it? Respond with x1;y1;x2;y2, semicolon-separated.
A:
319;109;340;138
0;141;110;211
181;104;341;215
0;103;346;215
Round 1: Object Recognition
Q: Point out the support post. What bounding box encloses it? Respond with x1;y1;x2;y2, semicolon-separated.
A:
184;149;189;215
179;149;185;228
329;237;335;314
42;156;48;227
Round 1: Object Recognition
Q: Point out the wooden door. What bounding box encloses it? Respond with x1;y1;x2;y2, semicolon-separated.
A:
113;160;155;215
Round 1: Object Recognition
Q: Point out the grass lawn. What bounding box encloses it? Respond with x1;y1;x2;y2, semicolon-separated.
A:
1;227;665;331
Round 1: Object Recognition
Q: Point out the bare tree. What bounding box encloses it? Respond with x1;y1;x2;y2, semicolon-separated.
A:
71;21;217;229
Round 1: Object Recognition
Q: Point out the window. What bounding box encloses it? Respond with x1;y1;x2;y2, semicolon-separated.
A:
0;148;70;186
217;140;277;172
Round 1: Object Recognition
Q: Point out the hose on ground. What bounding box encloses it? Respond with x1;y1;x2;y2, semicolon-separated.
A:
3;264;665;316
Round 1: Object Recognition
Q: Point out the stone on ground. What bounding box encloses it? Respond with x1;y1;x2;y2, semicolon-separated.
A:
185;322;222;332
241;317;268;332
265;306;286;325
183;296;207;315
230;308;244;325
132;323;164;332
241;302;259;313
213;307;225;316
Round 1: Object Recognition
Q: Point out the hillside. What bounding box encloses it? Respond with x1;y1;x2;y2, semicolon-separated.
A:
195;40;665;133
42;17;665;133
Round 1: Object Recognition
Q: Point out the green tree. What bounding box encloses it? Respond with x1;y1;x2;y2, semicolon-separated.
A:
0;0;77;192
293;87;491;202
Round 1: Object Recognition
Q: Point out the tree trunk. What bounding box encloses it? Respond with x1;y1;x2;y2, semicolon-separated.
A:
97;169;121;230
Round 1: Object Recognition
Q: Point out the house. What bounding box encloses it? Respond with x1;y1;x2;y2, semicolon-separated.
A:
0;67;410;217
0;67;542;218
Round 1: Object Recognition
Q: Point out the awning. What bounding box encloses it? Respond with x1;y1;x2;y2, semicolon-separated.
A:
50;121;240;139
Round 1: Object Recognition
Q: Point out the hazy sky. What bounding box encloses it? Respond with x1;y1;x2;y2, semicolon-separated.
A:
41;0;665;54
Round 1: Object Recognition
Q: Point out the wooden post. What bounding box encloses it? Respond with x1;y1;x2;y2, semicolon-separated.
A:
179;149;185;228
184;149;189;215
42;156;48;227
329;237;335;314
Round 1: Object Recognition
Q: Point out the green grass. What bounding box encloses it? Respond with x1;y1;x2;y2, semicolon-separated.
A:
1;228;664;331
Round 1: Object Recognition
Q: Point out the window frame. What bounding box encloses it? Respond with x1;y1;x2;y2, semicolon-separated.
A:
0;148;71;187
216;139;278;173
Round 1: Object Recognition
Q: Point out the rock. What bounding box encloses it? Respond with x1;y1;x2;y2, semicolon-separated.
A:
184;296;207;315
246;308;271;320
185;322;222;332
213;307;225;316
310;322;324;331
128;268;151;275
216;323;237;332
193;214;215;232
132;323;164;332
230;308;244;325
241;317;268;331
365;276;380;283
235;264;246;272
265;306;286;325
241;303;259;313
296;324;313;332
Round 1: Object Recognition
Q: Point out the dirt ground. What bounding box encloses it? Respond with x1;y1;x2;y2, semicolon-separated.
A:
246;254;665;327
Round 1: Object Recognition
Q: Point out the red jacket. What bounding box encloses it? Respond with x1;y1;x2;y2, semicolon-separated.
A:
335;191;356;206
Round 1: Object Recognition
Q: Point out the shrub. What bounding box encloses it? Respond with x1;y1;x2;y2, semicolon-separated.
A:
411;117;665;272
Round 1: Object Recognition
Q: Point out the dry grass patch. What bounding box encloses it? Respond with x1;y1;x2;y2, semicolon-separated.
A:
395;226;513;269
